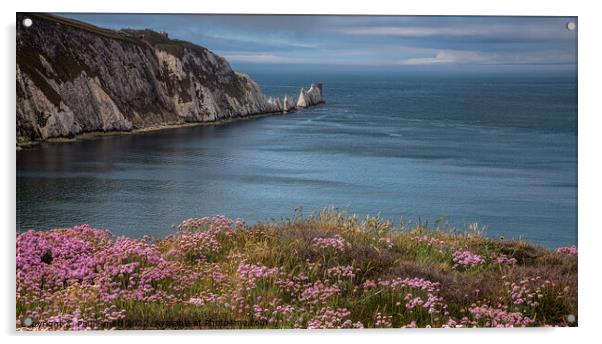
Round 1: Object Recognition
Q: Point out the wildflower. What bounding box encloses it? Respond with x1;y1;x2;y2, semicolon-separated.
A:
311;235;351;252
306;307;363;329
178;215;235;234
466;304;533;327
299;281;341;305
452;250;484;269
490;253;518;266
411;235;445;247
326;265;356;279
555;246;578;256
237;261;281;289
188;291;222;306
374;312;393;328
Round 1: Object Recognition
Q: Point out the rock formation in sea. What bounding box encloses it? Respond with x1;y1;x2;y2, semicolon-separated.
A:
268;97;284;112
296;84;324;108
16;13;324;144
283;95;296;112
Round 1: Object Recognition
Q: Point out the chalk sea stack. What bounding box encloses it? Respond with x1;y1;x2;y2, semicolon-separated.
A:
16;13;324;144
296;84;323;108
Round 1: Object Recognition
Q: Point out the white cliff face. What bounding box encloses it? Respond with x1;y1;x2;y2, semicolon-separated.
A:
296;84;324;108
267;97;284;112
283;95;296;112
306;84;324;105
296;88;309;108
16;13;324;143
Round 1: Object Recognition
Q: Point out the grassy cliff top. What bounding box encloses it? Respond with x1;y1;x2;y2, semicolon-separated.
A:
19;13;210;57
21;13;140;42
16;209;577;329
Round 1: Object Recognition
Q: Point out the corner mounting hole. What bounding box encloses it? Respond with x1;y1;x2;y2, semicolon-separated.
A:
22;18;33;28
566;22;576;31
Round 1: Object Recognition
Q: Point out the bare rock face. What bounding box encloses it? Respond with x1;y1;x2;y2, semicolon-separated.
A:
296;84;324;108
16;13;325;144
283;95;296;112
296;88;309;108
306;84;324;105
267;96;284;112
16;13;281;143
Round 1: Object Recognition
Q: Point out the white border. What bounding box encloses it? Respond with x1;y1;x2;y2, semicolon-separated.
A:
2;1;601;343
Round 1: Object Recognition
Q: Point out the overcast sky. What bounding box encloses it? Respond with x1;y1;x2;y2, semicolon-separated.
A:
57;13;577;75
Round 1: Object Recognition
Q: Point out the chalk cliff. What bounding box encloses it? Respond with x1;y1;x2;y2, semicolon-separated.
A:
283;95;296;112
16;13;323;144
296;84;324;108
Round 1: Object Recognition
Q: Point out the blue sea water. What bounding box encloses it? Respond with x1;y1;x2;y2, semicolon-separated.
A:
16;72;577;247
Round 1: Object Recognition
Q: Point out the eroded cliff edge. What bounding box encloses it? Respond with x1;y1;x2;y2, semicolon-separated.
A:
16;13;324;144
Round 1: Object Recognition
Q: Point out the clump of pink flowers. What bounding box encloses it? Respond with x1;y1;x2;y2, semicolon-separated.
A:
299;281;341;305
306;307;363;329
178;215;235;234
466;304;533;327
16;219;237;330
326;265;356;279
362;277;440;294
363;277;447;319
188;291;223;306
411;235;446;247
252;300;296;325
173;231;221;259
237;261;281;289
311;235;351;252
555;246;578;256
374;312;393;328
490;253;518;266
452;250;484;269
505;276;555;309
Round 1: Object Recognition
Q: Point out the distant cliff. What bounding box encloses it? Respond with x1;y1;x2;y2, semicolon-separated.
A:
16;13;323;144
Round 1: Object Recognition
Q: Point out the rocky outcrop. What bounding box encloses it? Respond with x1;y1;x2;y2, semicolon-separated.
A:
296;84;324;108
283;95;296;112
16;13;324;144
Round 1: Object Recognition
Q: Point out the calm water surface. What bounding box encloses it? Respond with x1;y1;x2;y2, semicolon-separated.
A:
17;72;577;247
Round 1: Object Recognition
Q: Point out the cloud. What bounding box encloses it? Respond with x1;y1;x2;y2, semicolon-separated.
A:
221;53;292;64
55;13;577;71
204;32;318;49
337;23;573;41
222;51;402;66
221;52;325;64
342;26;486;37
399;50;488;65
398;49;575;66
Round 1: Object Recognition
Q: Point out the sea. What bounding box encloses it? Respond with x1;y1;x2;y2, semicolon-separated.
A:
16;71;578;248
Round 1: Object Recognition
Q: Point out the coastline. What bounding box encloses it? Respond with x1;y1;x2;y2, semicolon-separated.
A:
16;104;323;150
17;13;326;148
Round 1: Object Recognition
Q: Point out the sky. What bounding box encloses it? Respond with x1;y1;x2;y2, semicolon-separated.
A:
57;13;577;75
